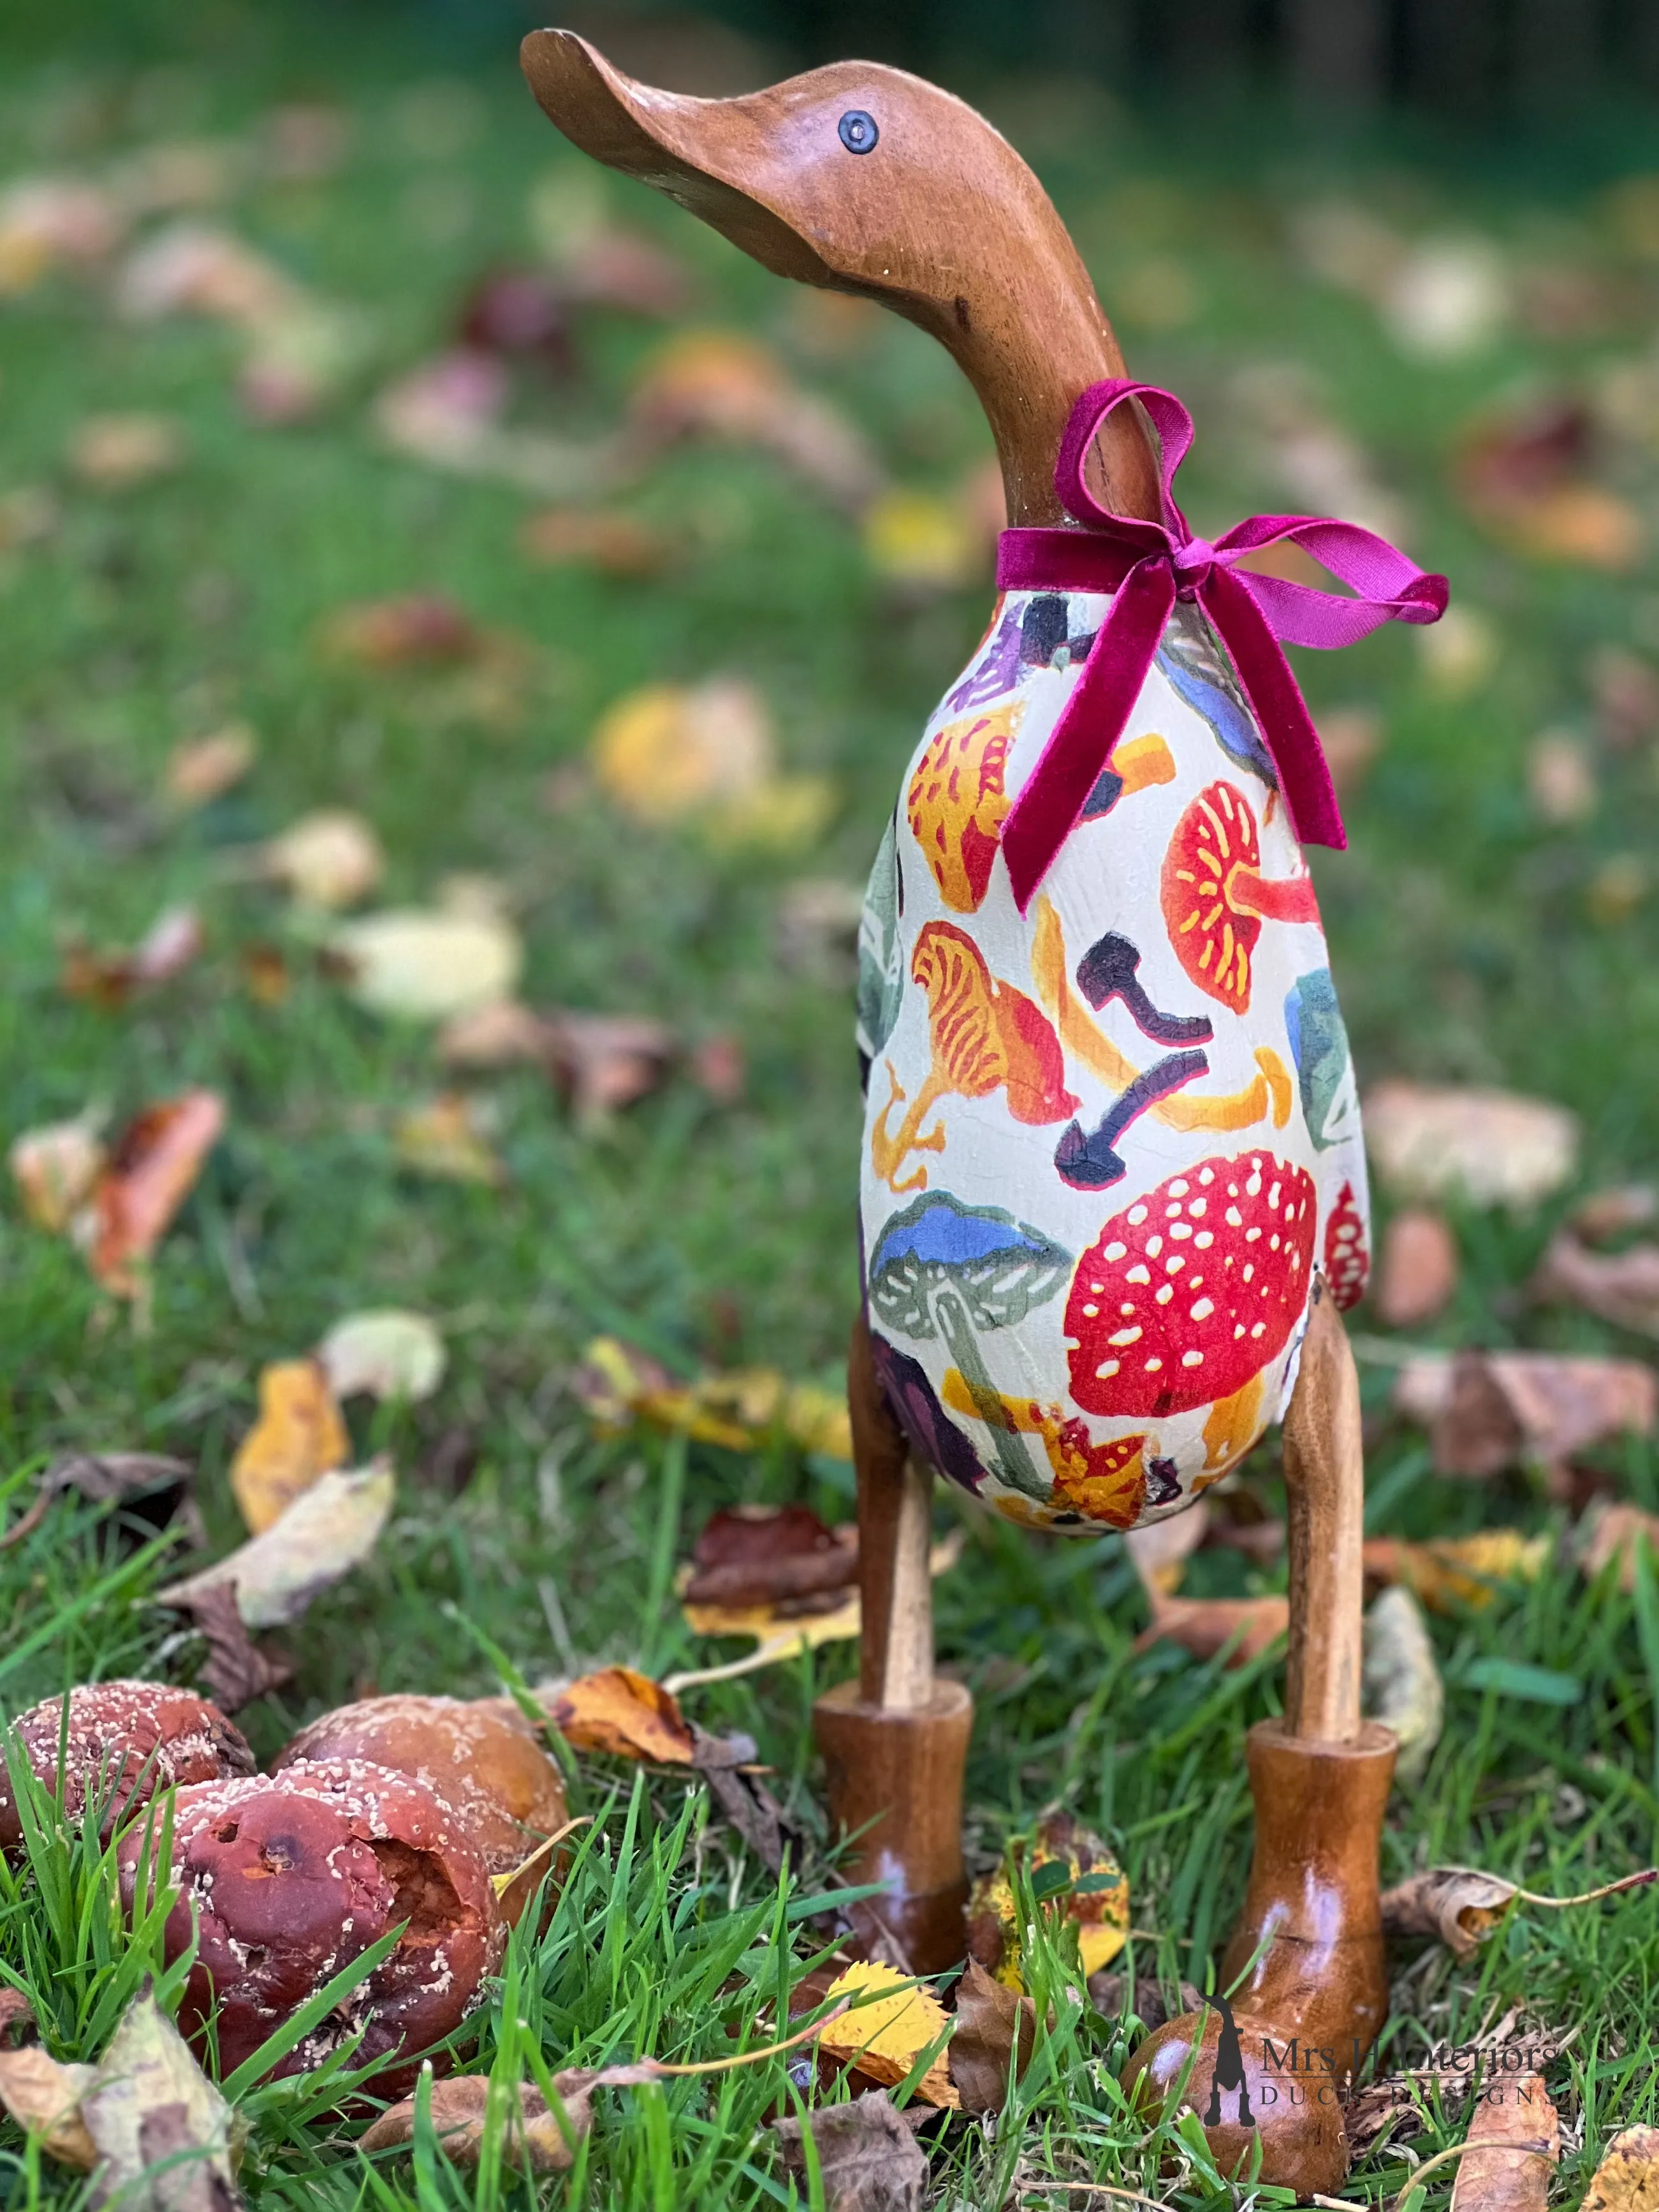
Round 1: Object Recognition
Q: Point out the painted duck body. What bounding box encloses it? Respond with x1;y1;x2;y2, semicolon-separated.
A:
858;589;1369;1531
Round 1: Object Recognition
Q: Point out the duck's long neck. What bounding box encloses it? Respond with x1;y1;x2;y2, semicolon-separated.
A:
895;253;1161;531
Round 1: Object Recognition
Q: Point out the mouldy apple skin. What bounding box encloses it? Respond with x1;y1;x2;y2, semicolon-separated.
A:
116;1757;504;2089
273;1692;567;1876
0;1680;254;1849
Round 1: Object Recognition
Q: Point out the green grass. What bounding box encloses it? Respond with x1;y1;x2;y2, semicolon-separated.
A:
4;8;1659;2207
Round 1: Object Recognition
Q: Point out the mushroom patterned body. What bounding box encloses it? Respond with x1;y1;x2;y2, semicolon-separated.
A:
859;594;1370;1528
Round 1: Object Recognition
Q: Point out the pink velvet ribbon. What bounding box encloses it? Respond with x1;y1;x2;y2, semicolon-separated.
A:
995;378;1448;912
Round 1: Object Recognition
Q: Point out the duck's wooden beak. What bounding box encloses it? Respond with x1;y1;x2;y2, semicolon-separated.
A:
519;30;835;286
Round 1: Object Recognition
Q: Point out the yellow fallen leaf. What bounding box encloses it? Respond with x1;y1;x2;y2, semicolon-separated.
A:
1582;2125;1659;2212
544;1667;696;1764
573;1335;852;1458
967;1810;1130;1990
332;909;522;1020
393;1094;504;1185
318;1308;445;1403
592;678;773;825
68;412;183;488
1362;1529;1550;1613
230;1357;349;1534
818;1963;957;2108
0;2049;98;2170
862;488;980;590
701;775;836;854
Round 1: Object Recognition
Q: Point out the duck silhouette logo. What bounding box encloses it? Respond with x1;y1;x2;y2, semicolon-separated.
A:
1202;1995;1255;2128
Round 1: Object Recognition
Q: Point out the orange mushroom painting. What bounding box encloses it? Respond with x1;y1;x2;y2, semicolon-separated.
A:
872;921;1078;1192
907;703;1018;912
1160;780;1322;1012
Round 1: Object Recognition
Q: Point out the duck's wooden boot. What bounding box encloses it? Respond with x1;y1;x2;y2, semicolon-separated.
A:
812;1314;972;1975
1123;1285;1398;2199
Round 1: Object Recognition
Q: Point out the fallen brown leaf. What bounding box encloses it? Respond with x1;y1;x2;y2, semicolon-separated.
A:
229;1358;348;1534
1362;1530;1549;1613
1578;1502;1659;1591
1447;2072;1557;2212
437;999;558;1070
631;330;882;511
171;1582;292;1713
1364;1081;1579;1209
683;1504;858;1609
157;1459;395;1629
770;2091;927;2212
1535;1224;1659;1338
544;1012;675;1120
1571;1185;1659;1242
518;507;674;578
1589;646;1659;750
1582;2125;1659;2212
544;1667;696;1764
166;724;258;808
688;1032;744;1105
0;1991;34;2045
0;2047;98;2170
457;270;573;372
1317;705;1382;794
89;1090;224;1296
1135;1591;1289;1666
1457;393;1641;571
1377;1208;1459;1328
948;1956;1034;2115
1380;1864;1656;1957
816;1963;956;2109
321;592;481;668
360;2071;586;2175
557;226;693;319
1403;1350;1658;1477
1;1451;190;1553
1363;1586;1443;1785
117;220;295;326
61;907;205;1008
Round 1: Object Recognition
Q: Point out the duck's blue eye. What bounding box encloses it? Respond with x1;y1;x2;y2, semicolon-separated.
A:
838;110;878;154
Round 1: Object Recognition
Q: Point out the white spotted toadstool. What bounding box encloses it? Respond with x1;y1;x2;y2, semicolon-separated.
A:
1159;780;1320;1011
1065;1152;1317;1419
1322;1181;1370;1310
273;1693;567;1877
0;1680;254;1850
116;1757;504;2088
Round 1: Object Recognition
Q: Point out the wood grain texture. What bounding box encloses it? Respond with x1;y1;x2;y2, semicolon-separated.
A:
1281;1279;1365;1743
519;28;1159;528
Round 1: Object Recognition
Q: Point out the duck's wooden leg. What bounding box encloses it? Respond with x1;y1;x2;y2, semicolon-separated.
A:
813;1312;972;1974
1123;1281;1399;2199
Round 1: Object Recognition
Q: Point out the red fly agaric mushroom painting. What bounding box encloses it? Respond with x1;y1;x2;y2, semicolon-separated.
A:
860;601;1368;1526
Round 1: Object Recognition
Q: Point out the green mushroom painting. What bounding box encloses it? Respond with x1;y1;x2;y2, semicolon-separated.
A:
865;1191;1071;1502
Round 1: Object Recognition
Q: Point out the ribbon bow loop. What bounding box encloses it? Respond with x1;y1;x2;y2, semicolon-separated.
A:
996;377;1448;912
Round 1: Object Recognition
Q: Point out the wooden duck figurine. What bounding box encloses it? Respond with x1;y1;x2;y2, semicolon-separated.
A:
523;34;1443;2195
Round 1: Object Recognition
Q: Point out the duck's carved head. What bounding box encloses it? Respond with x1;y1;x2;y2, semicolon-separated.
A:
520;30;1156;527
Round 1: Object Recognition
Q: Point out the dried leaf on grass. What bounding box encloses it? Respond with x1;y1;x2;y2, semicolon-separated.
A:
393;1095;504;1186
631;330;882;511
1578;1503;1659;1591
331;909;521;1020
68;412;184;490
1;1451;190;1553
0;1986;242;2200
1392;1350;1656;1477
683;1504;858;1608
1582;2127;1659;2212
157;1460;394;1629
256;810;384;910
573;1336;852;1458
1135;1592;1289;1666
771;2092;926;2212
1363;1530;1549;1613
229;1358;348;1534
173;1583;292;1714
1535;1224;1659;1338
591;677;833;851
862;488;984;592
545;1014;676;1119
1363;1586;1444;1785
948;1956;1034;2114
10;1108;107;1231
62;907;205;1007
89;1090;225;1297
543;1667;696;1764
519;507;674;578
320;592;481;668
1457;394;1642;572
361;2070;594;2176
318;1309;445;1403
1377;1208;1459;1328
1447;2073;1558;2212
817;1963;956;2109
0;1991;36;2044
1380;1865;1656;1957
165;724;257;808
1364;1082;1579;1210
118;221;295;326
